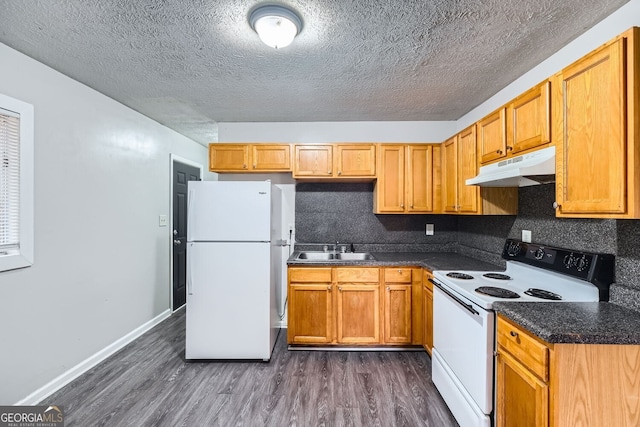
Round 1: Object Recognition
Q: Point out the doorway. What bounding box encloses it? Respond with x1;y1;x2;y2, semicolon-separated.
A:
171;156;202;311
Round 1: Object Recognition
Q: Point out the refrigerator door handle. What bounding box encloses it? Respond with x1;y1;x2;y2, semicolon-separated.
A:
187;243;194;295
186;188;195;242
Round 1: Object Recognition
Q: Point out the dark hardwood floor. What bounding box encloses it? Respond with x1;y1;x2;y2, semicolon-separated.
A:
46;309;458;426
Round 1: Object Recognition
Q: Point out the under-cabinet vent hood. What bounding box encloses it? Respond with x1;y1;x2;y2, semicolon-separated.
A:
466;146;556;187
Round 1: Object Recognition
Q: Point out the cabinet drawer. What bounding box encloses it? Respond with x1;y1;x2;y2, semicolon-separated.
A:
384;268;412;283
335;267;379;283
289;267;332;283
497;316;549;381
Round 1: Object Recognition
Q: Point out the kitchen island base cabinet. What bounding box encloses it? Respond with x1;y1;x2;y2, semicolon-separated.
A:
496;315;640;427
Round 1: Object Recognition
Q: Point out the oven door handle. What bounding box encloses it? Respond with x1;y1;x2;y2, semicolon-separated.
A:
429;278;479;316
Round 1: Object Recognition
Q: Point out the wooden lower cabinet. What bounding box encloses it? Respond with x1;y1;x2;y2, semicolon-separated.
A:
496;350;549;427
336;283;380;343
422;270;434;355
288;266;428;347
496;314;640;427
383;267;413;344
287;268;333;344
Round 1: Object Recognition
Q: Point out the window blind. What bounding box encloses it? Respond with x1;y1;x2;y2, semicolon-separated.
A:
0;108;20;253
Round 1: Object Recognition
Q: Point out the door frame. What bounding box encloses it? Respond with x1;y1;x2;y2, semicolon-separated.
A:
170;154;204;312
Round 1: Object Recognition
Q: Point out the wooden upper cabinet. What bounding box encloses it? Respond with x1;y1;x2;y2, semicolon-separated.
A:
209;144;250;171
251;144;291;171
478;108;507;164
555;27;640;218
374;144;439;214
508;81;551;155
293;143;376;179
442;136;458;213
293;144;333;177
335;144;376;177
457;125;480;213
210;143;291;172
479;80;551;167
406;145;434;212
374;145;406;213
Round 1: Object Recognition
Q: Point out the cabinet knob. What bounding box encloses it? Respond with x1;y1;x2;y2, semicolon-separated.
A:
327;170;332;174
243;164;247;169
173;239;181;245
510;331;519;338
552;201;560;209
496;150;502;154
410;205;414;208
400;204;404;208
338;171;342;176
386;286;390;291
397;269;401;273
253;164;256;168
327;285;332;291
338;286;343;291
506;146;513;151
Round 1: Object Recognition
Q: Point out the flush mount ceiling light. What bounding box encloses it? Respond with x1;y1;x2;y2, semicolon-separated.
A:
249;5;302;49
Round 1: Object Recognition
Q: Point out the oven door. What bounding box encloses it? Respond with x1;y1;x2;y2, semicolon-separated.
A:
432;281;495;415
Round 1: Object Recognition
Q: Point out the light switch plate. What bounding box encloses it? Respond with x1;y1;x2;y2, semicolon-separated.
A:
522;229;532;243
159;215;167;227
426;224;434;236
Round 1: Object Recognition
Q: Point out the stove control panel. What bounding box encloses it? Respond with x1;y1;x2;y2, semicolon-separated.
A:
502;239;615;300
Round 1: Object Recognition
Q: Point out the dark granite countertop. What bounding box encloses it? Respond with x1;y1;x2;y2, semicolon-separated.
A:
287;250;502;272
493;302;640;345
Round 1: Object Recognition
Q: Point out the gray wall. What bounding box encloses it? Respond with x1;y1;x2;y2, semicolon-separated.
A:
0;43;210;404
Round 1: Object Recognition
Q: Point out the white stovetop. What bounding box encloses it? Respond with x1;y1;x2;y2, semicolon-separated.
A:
433;262;600;310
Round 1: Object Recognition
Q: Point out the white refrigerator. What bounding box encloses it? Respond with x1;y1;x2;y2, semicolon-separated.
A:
185;181;282;361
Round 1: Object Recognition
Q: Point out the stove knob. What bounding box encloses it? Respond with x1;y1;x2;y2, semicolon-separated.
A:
563;253;576;269
576;255;590;272
507;242;522;257
534;248;545;260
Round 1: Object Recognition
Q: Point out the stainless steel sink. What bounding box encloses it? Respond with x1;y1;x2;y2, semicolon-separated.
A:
334;252;375;260
295;251;375;261
296;252;335;260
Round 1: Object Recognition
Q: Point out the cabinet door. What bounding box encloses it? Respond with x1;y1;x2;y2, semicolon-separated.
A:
293;145;333;177
457;125;480;213
478;108;507;164
209;144;249;171
383;284;412;344
556;37;626;215
335;144;376;177
374;145;406;213
509;81;551;155
496;350;549;427
406;145;434;212
422;271;433;355
251;144;291;171
336;284;380;344
441;136;458;212
288;284;333;344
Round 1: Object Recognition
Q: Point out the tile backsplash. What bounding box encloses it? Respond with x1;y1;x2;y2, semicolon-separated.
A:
295;182;640;291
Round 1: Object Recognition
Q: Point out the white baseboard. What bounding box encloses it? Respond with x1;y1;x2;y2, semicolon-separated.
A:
16;309;172;405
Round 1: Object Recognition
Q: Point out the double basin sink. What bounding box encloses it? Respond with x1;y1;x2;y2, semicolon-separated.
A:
295;251;376;261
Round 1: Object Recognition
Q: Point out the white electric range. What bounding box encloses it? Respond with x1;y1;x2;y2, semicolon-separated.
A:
430;239;615;427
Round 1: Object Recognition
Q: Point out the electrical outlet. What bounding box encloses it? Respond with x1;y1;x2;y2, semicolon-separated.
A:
426;224;434;236
159;215;167;227
522;229;532;243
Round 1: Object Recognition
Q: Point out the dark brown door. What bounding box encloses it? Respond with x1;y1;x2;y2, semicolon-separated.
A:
172;161;200;311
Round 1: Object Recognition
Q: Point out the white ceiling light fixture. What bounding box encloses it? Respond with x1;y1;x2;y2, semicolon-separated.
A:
249;5;302;49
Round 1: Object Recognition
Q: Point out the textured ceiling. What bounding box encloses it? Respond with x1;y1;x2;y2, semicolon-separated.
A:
0;0;631;144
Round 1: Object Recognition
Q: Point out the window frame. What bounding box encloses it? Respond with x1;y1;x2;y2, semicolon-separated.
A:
0;93;34;272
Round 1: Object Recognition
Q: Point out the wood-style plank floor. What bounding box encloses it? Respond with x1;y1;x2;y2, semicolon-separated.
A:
46;309;458;426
